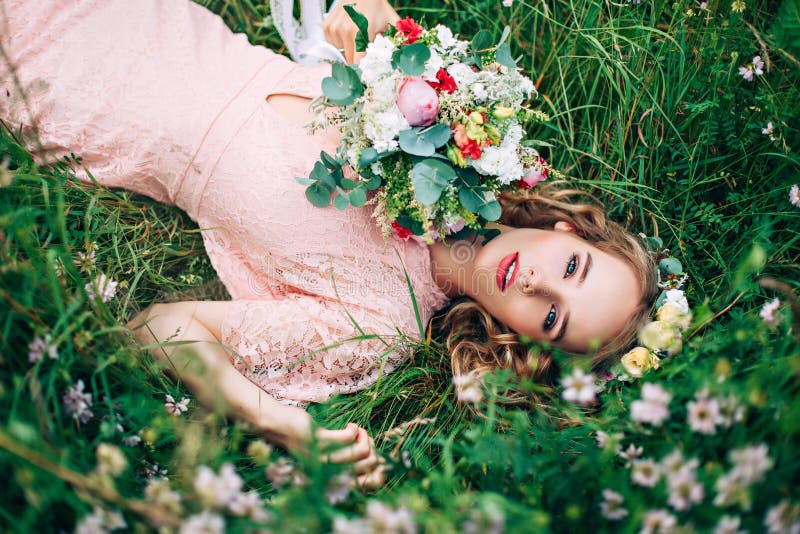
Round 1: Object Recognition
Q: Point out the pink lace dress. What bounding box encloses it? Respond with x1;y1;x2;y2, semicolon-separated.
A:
0;0;450;406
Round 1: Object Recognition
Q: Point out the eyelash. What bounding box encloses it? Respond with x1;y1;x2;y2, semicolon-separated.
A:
543;254;579;331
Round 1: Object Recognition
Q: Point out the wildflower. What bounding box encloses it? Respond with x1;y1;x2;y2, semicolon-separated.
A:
333;517;371;533
632;459;661;487
639;321;683;355
164;394;190;416
731;0;746;12
760;298;781;324
365;500;417;533
714;515;746;534
687;396;720;434
561;368;598;405
145;477;182;515
229;490;270;521
596;430;624;450
28;333;58;363
619;444;644;461
716;395;746;427
621;347;660;377
738;55;764;82
666;469;704;511
140;459;169;479
96;443;128;477
729;444;773;484
630;383;672;426
265;457;306;490
85;272;118;303
73;246;97;273
661;449;700;485
325;472;354;505
502;0;513;6
714;471;752;509
194;463;243;509
453;373;483;403
179;511;225;534
765;500;800;534
63;379;94;423
122;435;142;447
75;507;126;534
790;184;800;208
600;489;629;520
640;509;677;534
762;121;775;135
246;439;274;465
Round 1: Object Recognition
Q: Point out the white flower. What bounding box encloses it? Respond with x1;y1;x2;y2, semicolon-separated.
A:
447;63;478;86
194;463;243;509
179;511;225;534
666;470;704;511
600;489;628;520
729;444;773;484
265;457;306;490
144;478;182;515
228;490;270;521
453;373;483;403
365;501;417;533
363;105;408;153
28;333;58;363
714;471;751;509
332;517;371;534
164;394;190;416
560;368;598;405
422;50;444;81
369;73;402;107
325;472;354;505
762;121;775;135
96;443;128;477
435;25;457;49
596;430;624;450
739;55;765;82
714;515;747;534
764;500;800;534
63;379;94;423
661;449;700;485
687;396;720;434
619;444;644;461
75;507;126;534
85;272;118;303
502;0;514;5
640;509;677;534
790;184;800;208
630;383;672;426
632;459;661;487
760;298;781;323
664;289;690;313
717;395;746;427
359;35;396;85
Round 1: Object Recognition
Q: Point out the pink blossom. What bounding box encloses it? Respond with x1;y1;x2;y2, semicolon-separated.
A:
760;298;780;324
396;77;439;127
63;379;94;423
687;396;720;434
667;470;704;511
164;394;190;416
194;463;243;509
600;489;628;520
762;121;775;135
632;459;661;487
641;509;677;534
85;272;118;303
28;333;58;363
630;383;672;425
561;368;598;405
790;184;800;208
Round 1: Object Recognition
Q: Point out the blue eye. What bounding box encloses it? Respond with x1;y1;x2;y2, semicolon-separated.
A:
544;305;557;330
565;254;578;277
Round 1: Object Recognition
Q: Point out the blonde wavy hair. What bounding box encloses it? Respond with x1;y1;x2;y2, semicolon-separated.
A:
430;182;660;402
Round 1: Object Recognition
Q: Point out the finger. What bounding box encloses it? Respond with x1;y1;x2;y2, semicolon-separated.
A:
356;466;387;490
325;434;371;464
352;50;366;65
353;451;380;474
315;423;358;450
342;31;356;64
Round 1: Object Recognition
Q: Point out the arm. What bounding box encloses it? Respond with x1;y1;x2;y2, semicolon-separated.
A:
127;301;385;487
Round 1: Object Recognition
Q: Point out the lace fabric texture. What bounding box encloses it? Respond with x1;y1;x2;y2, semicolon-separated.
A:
0;0;450;406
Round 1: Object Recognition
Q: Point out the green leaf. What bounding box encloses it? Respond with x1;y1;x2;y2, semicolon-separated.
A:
457;167;480;186
310;161;331;182
343;5;370;53
320;151;342;171
358;147;379;167
495;43;517;68
459;187;485;213
497;26;512;47
392;43;431;76
349;187;367;207
471;30;493;56
321;63;363;106
771;0;800;56
334;189;350;210
658;257;683;275
365;174;382;190
295;176;316;186
306;181;333;207
419;123;451;148
341;177;357;190
399;128;436;156
397;215;425;235
411;159;457;205
479;199;502;221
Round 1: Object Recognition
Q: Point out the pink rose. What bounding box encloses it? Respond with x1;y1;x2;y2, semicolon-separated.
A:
519;157;549;189
396;77;439;127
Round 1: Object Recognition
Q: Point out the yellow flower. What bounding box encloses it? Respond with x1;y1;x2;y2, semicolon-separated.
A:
621;347;661;377
467;111;484;125
638;320;683;356
493;106;515;119
731;0;746;13
656;302;693;330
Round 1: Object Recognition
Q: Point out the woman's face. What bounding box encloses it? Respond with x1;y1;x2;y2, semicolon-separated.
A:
466;223;641;353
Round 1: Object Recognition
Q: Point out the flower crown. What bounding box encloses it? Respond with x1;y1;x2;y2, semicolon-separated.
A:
614;234;691;379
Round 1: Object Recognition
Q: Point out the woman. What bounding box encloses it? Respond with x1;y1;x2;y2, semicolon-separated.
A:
0;0;657;487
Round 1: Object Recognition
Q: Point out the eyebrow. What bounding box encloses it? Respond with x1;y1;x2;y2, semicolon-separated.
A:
554;252;592;343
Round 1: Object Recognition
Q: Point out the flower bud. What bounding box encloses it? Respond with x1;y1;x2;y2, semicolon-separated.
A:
396;77;439;127
493;106;515;119
446;144;466;167
467;111;484;125
465;121;487;143
484;123;501;145
620;347;660;378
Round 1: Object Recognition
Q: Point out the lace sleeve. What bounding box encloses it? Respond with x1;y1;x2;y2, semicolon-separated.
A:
220;296;409;407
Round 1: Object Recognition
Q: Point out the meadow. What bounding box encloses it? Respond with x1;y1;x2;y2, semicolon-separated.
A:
0;0;799;531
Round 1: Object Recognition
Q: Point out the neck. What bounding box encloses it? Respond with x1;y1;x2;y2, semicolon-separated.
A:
427;222;510;297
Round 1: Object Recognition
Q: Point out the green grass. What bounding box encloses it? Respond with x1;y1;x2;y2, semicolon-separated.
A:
1;0;799;531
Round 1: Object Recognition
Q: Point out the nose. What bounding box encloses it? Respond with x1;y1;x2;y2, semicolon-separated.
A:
518;266;542;295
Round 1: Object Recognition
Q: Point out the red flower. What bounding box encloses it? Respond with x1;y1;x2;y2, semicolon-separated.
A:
391;220;412;239
460;139;484;160
395;17;424;44
426;69;457;93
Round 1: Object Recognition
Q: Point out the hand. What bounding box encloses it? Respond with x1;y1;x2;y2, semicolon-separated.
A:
322;0;400;64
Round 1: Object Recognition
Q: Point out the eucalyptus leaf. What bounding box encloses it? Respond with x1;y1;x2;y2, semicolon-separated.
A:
295;176;316;186
399;128;435;156
471;30;493;56
479;199;502;221
411;159;457;205
365;174;382;190
334;190;350;210
320;151;341;171
340;177;357;190
306;182;332;207
393;43;431;76
349;187;367;207
358;147;379;167
659;257;683;275
497;26;512;47
419;123;452;148
459;187;484;213
495;43;517;68
321;63;363;106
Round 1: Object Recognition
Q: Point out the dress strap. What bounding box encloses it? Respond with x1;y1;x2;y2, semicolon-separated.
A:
270;0;347;65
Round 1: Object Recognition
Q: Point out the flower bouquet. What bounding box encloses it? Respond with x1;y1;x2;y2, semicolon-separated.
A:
298;10;553;242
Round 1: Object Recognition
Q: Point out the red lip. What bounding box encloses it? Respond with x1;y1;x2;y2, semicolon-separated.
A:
496;252;519;292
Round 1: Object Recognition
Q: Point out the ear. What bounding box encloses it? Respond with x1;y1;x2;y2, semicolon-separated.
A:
553;220;577;234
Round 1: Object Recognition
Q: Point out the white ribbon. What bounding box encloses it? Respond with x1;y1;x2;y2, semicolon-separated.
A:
270;0;347;65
